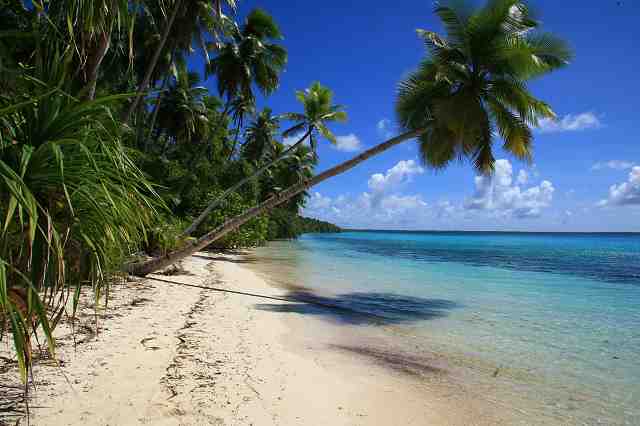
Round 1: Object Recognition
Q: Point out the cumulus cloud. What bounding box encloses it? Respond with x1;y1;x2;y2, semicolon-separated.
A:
302;160;429;227
435;200;458;219
591;160;635;171
517;170;528;185
303;191;431;228
307;192;332;210
464;159;554;218
303;160;553;228
598;166;640;206
377;118;394;139
538;112;601;133
333;134;362;152
367;160;424;195
380;194;428;213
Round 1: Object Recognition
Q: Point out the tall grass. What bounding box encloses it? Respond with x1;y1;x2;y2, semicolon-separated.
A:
0;46;161;381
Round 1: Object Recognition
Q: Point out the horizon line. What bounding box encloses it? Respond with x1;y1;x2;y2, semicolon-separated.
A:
337;228;640;235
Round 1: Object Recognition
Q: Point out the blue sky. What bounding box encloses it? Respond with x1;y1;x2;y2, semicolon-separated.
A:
198;0;640;231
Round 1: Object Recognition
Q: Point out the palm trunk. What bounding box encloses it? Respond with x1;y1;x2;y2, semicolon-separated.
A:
84;31;111;100
181;128;312;237
145;78;167;152
123;0;182;124
198;29;210;65
144;47;176;152
228;121;242;160
127;128;424;276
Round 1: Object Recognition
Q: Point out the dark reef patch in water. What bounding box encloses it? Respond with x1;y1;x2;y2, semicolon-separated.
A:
325;235;640;285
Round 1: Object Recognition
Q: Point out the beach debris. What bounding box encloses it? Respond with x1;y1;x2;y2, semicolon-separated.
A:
140;337;161;351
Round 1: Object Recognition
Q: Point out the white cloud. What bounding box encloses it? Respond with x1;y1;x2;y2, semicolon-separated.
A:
517;169;528;185
377;118;394;139
303;160;553;228
307;192;332;210
333;133;363;152
598;166;640;207
367;160;423;197
435;200;458;219
302;160;429;227
303;191;431;228
380;194;428;213
591;160;635;171
538;112;601;133
464;159;554;218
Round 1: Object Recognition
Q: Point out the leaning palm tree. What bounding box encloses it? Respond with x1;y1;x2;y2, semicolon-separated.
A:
181;82;346;236
129;0;572;276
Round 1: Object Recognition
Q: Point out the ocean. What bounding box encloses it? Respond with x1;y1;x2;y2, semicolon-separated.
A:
246;231;640;425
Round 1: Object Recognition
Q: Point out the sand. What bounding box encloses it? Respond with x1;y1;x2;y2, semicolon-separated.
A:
0;253;512;425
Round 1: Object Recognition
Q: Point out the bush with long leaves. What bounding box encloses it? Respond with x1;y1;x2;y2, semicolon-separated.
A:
0;48;160;381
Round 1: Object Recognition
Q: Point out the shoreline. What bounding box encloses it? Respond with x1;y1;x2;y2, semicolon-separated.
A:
1;253;511;425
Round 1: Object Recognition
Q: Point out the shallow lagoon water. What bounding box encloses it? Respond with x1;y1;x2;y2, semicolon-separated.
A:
248;231;640;425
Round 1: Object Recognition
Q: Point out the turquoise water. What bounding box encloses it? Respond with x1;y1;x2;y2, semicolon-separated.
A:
250;231;640;425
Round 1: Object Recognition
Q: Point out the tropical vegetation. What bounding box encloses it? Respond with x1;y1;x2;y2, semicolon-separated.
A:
0;0;570;390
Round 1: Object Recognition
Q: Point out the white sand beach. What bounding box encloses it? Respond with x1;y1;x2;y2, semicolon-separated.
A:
1;254;513;425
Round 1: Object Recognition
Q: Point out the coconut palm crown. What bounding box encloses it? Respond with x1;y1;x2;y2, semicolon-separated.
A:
397;0;572;174
208;8;287;103
281;81;347;154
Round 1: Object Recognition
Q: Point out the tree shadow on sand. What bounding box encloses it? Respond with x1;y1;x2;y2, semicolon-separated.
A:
254;290;460;326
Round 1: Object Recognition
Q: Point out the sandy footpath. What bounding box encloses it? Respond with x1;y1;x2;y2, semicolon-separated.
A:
1;253;510;425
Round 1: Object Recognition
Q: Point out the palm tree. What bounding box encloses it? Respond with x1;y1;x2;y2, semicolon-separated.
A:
226;95;256;157
280;81;349;156
241;107;280;164
181;82;346;237
156;60;209;148
207;8;287;105
129;0;571;276
124;0;238;123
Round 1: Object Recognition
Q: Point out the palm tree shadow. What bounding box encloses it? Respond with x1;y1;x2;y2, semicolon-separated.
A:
254;290;460;326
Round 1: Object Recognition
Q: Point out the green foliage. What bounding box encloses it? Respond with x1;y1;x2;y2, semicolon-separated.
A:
143;216;192;256
208;7;287;103
282;81;348;153
0;48;160;380
196;191;269;249
0;0;313;385
266;210;341;240
396;0;572;174
296;216;342;234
